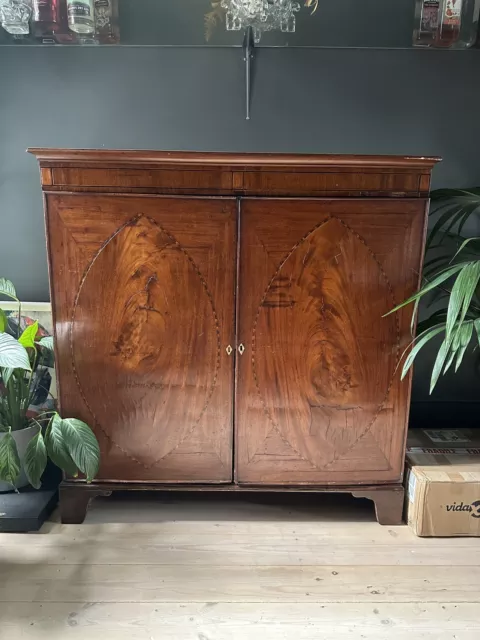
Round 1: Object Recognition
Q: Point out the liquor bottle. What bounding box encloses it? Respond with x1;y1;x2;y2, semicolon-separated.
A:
413;0;440;47
67;0;94;34
32;0;60;36
94;0;119;44
436;0;463;46
437;0;480;46
49;0;77;44
0;0;32;35
457;0;480;46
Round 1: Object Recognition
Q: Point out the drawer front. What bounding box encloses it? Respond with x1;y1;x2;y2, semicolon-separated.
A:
51;168;233;191
241;171;422;196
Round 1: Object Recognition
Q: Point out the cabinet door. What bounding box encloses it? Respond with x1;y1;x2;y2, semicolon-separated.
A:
46;195;236;482
236;198;427;485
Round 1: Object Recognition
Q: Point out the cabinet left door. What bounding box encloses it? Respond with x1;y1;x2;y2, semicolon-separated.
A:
45;194;237;483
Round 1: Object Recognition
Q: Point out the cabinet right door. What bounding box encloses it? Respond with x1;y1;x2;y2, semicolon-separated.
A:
236;198;427;485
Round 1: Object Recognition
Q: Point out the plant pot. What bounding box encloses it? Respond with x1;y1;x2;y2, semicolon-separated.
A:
0;424;40;493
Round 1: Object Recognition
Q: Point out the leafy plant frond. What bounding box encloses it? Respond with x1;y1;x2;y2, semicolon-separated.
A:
391;187;480;392
428;189;480;250
59;418;100;482
18;321;39;350
0;429;21;489
0;334;31;370
37;336;54;351
0;278;18;301
445;262;480;342
45;414;79;479
401;324;446;380
0;308;7;333
0;276;101;489
385;262;469;315
24;429;47;490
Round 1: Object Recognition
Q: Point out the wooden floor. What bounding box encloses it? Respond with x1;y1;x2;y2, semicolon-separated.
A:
0;492;479;640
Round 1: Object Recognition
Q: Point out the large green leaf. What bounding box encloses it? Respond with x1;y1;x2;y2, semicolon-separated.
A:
18;321;39;350
59;418;100;482
37;336;54;351
0;334;31;370
0;429;21;488
452;236;480;260
445;262;480;342
386;263;467;315
0;278;17;301
474;318;480;347
454;321;474;373
45;414;78;478
430;337;452;393
24;429;47;490
0;308;7;333
401;324;446;380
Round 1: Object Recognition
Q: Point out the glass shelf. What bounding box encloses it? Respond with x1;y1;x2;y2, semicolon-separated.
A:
1;0;479;48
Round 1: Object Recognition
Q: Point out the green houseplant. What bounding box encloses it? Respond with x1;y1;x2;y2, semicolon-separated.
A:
389;188;480;392
0;277;100;491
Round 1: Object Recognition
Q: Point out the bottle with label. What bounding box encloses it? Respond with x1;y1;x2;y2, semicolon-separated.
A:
54;0;78;43
32;0;60;36
436;0;463;45
67;0;95;34
436;0;480;47
94;0;119;44
457;0;480;47
0;0;32;35
413;0;440;47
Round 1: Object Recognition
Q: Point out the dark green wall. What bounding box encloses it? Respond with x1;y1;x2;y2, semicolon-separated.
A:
1;46;479;404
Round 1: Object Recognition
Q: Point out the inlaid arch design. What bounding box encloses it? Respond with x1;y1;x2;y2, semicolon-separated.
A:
250;216;398;469
71;214;221;468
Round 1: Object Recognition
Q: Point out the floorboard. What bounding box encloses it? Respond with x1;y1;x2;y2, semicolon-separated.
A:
0;492;478;639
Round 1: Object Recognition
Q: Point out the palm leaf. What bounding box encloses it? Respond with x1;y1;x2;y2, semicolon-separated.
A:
431;188;480;199
454;321;474;373
427;204;464;250
401;324;446;380
385;263;467;315
416;308;448;334
430;337;452;393
452;236;480;260
445;262;480;342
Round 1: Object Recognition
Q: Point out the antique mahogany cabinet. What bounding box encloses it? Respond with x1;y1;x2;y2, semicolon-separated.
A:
29;149;440;524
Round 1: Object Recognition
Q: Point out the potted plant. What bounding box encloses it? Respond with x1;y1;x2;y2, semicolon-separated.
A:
389;188;480;392
0;277;100;492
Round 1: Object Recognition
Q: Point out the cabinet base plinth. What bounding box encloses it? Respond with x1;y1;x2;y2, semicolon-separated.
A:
59;481;404;525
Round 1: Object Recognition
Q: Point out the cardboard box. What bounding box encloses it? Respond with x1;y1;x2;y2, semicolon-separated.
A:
405;429;480;537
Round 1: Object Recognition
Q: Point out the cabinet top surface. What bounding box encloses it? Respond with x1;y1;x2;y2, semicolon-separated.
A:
28;148;441;170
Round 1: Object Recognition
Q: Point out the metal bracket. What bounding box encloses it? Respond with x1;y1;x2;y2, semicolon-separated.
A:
243;26;255;120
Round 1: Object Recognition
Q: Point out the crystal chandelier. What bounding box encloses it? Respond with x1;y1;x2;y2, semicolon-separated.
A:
221;0;300;43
